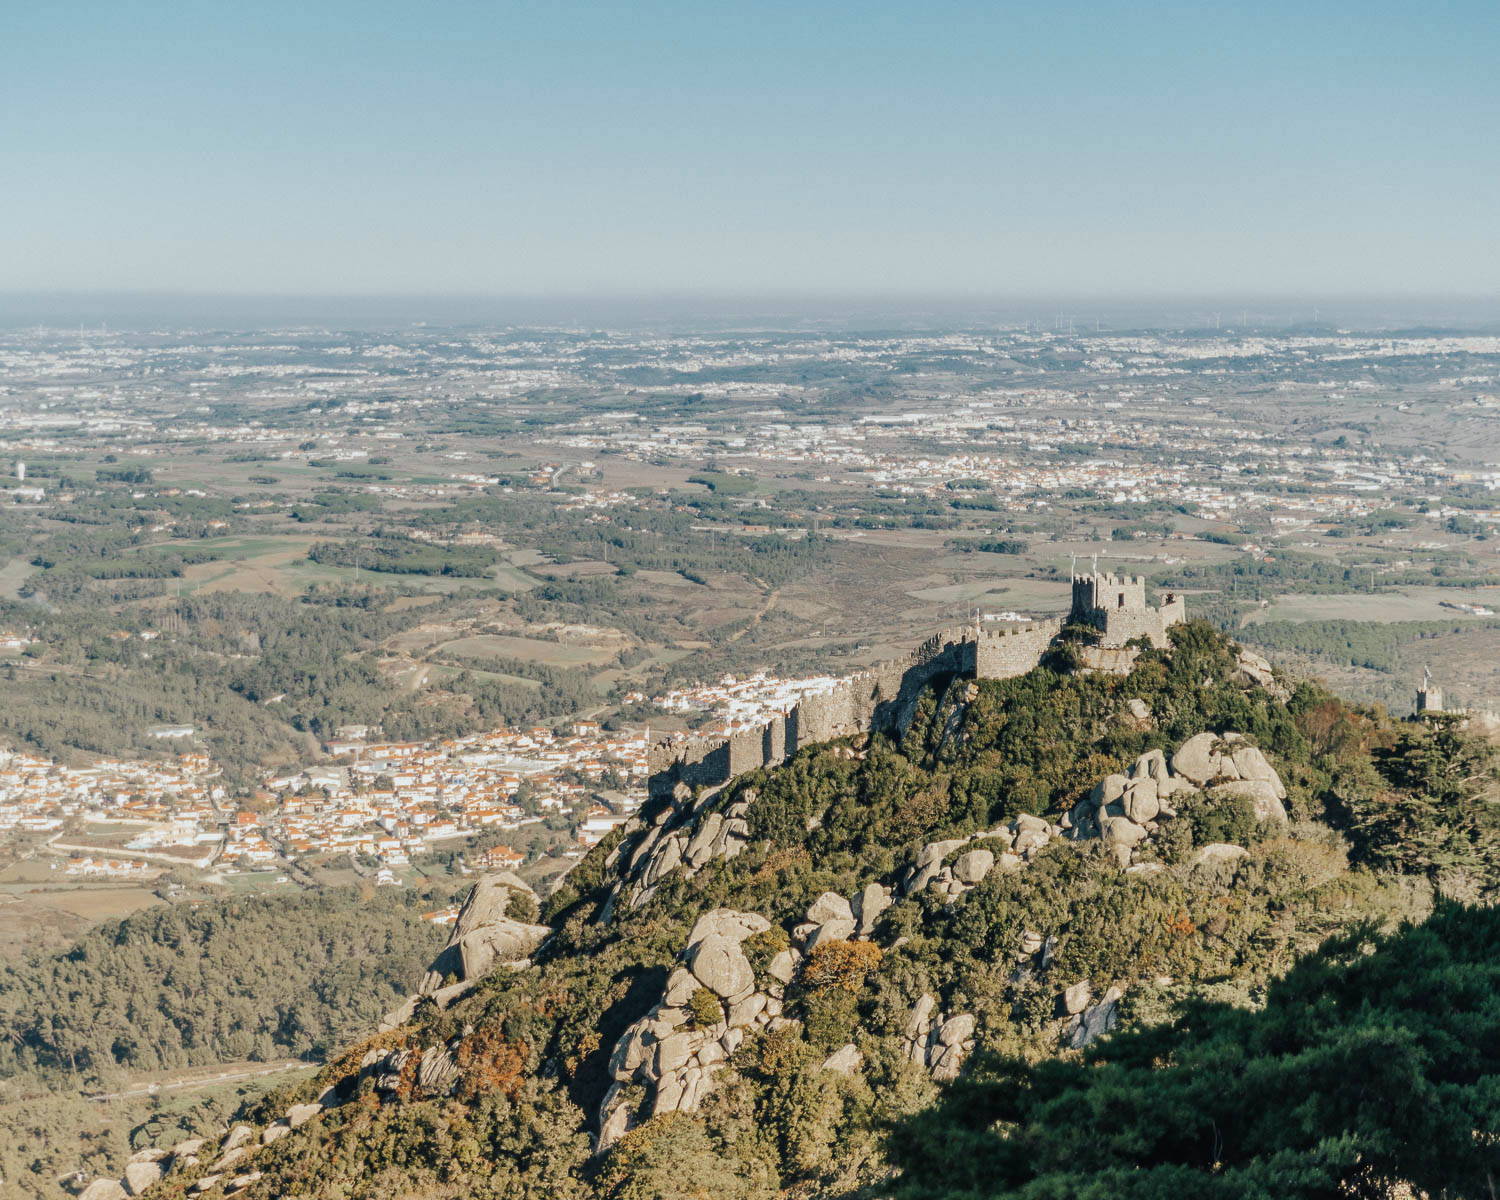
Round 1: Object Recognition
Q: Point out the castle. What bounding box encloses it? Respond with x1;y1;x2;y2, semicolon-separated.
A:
647;570;1183;800
1416;668;1447;717
1414;667;1500;734
1069;569;1184;649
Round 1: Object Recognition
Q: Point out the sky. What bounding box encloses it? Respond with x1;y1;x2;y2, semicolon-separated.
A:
2;1;1498;299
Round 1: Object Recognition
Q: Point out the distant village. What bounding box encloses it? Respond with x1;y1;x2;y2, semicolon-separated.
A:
0;670;837;892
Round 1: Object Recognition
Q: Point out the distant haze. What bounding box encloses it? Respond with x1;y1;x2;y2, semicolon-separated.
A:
5;293;1500;336
4;1;1498;297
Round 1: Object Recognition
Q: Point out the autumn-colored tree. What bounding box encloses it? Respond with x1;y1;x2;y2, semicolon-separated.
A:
798;939;883;996
454;1024;528;1102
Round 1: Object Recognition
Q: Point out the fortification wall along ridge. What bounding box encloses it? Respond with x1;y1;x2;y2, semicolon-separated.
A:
647;619;1062;800
646;572;1182;800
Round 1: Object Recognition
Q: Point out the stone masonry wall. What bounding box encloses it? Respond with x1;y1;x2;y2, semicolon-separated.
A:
648;621;1056;800
648;573;1184;801
972;620;1063;678
1095;607;1171;649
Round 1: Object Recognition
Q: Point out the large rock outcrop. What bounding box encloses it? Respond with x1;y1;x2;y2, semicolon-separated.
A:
1064;985;1123;1048
1065;732;1288;865
418;872;551;992
899;814;1054;903
602;784;754;916
900;993;976;1082
1234;648;1290;699
599;907;787;1150
382;872;549;1030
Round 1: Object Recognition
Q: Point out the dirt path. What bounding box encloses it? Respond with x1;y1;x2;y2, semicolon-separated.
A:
728;587;778;642
86;1060;311;1102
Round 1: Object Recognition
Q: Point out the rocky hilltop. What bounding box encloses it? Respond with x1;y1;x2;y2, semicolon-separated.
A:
112;622;1500;1200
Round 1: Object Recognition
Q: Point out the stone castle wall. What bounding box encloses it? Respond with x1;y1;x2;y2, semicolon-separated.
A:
647;619;1060;800
972;621;1063;677
1094;607;1171;649
1071;571;1183;650
646;571;1183;800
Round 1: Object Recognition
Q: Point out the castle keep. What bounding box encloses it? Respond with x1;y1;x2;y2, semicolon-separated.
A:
648;571;1183;800
1069;570;1184;649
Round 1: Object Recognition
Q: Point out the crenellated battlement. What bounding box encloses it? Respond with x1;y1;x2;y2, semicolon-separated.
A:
972;621;1059;641
1069;569;1181;650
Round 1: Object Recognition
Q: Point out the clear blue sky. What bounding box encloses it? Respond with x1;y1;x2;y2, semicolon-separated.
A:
3;1;1497;297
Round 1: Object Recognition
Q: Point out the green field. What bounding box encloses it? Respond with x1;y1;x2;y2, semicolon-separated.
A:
1245;587;1500;624
425;662;542;688
213;869;297;894
491;563;539;591
0;556;37;600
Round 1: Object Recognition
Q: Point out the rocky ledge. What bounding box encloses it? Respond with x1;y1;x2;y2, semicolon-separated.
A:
1063;731;1288;866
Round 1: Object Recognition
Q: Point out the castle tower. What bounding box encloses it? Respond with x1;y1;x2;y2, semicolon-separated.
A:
1416;667;1444;715
1069;568;1181;650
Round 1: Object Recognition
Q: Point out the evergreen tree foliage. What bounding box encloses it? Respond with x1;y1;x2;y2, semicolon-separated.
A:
886;901;1500;1199
0;886;448;1088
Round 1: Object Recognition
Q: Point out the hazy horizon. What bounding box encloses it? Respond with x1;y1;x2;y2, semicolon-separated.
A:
4;290;1500;335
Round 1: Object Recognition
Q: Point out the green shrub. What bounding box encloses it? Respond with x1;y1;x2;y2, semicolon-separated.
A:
803;988;860;1051
505;890;541;923
743;925;790;976
1183;789;1257;847
688;987;723;1029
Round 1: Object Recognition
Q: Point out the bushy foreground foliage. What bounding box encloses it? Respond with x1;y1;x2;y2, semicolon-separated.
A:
887;900;1500;1199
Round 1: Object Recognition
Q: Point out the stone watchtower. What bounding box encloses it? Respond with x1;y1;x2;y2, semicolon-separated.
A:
1071;570;1147;617
1416;667;1445;716
1069;567;1183;649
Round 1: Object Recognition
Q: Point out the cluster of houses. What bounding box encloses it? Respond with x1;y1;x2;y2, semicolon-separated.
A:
638;670;848;734
246;721;652;871
0;671;865;884
0;748;224;840
62;855;155;879
0;718;652;881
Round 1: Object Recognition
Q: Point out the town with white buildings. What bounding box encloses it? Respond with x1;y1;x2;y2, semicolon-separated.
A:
0;672;847;884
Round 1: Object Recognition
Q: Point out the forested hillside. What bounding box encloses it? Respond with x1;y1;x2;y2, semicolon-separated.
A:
0;584;614;782
0;886;449;1090
106;624;1500;1199
889;899;1500;1199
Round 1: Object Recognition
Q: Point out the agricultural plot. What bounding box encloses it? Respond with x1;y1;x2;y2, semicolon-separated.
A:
1246;587;1500;624
436;633;619;666
0;556;38;599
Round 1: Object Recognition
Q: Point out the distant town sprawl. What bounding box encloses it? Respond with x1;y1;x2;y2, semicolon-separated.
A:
0;670;861;885
1;318;1500;892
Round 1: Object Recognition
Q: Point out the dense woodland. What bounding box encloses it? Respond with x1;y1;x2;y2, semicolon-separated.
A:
119;623;1500;1200
889;900;1500;1199
0;886;449;1090
308;536;501;577
0;584;606;779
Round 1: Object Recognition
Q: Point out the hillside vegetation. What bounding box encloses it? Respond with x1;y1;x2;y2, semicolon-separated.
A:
112;624;1500;1199
0;886;449;1090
